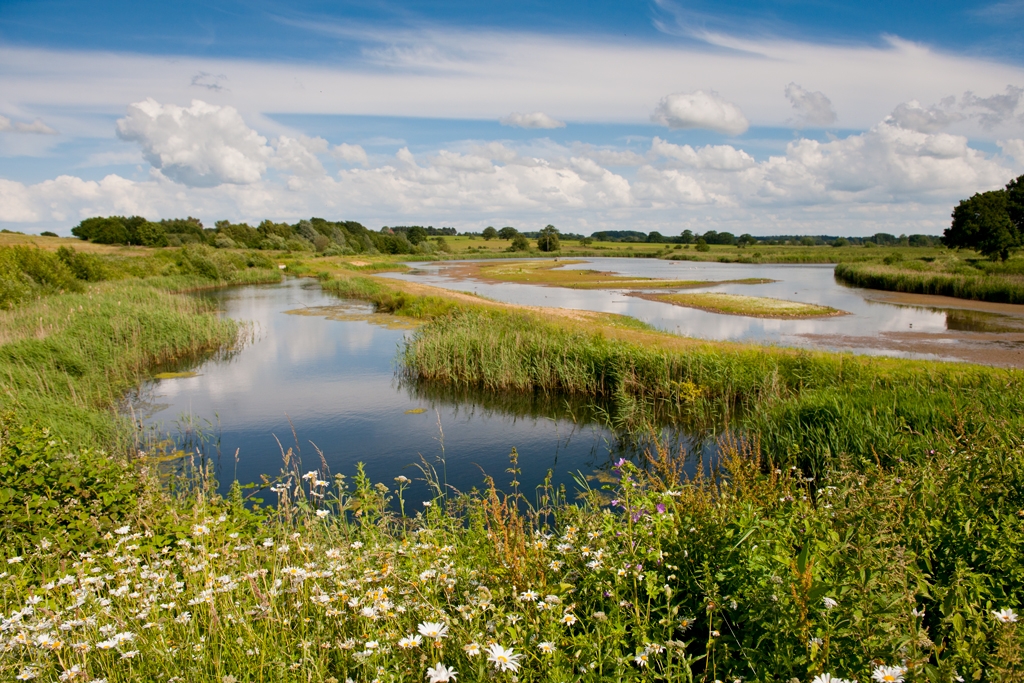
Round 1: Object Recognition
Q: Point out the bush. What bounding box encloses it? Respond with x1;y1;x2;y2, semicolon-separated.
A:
0;414;146;554
509;234;531;251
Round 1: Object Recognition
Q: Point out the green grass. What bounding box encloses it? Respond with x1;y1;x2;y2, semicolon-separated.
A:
400;308;1024;475
835;258;1024;304
629;292;844;318
0;280;240;449
321;275;459;319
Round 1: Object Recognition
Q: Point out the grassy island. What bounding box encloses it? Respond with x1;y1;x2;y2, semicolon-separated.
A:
627;291;846;318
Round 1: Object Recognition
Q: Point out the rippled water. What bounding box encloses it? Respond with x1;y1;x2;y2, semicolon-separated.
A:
135;278;712;501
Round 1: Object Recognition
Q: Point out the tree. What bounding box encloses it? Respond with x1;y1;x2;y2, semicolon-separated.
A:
536;225;560;252
647;231;665;243
498;226;518;240
482;226;498;241
737;233;756;247
579;236;594;247
694;238;710;252
509;234;530;251
678;229;694;244
406;226;428;245
944;189;1020;261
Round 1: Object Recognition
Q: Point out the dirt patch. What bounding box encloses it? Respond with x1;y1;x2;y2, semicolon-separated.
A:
861;290;1024;317
798;330;1024;368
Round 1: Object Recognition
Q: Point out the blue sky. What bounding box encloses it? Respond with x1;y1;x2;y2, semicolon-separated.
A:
1;0;1023;235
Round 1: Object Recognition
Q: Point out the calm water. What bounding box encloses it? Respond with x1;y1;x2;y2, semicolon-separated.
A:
135;278;711;502
384;257;1024;360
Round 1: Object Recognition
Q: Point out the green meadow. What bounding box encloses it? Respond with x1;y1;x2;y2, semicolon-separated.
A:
1;243;1022;683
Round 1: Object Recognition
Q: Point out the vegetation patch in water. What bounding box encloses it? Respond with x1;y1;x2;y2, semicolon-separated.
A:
152;371;199;380
461;259;775;289
630;291;846;318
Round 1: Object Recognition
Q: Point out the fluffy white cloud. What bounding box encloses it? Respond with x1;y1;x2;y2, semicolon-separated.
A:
651;91;749;135
650;137;755;171
272;135;328;177
116;99;271;187
2;110;1016;237
0;115;57;135
499;112;566;129
331;143;369;166
1000;138;1024;166
784;83;837;127
963;85;1023;129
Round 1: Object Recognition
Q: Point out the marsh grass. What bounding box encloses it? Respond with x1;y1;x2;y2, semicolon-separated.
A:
0;281;241;449
400;308;1024;476
835;261;1024;304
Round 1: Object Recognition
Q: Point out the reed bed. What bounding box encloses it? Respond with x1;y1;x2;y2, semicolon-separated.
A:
0;281;240;449
834;262;1024;304
401;308;1024;474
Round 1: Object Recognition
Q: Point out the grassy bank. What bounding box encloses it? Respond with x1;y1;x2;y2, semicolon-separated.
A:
835;259;1024;304
2;416;1021;683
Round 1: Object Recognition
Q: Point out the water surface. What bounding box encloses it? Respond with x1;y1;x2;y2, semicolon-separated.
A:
135;278;711;502
385;257;1024;362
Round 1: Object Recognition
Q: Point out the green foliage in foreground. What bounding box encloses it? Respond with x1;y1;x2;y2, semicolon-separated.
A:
1;423;1022;683
0;416;151;554
401;309;1024;476
834;261;1024;304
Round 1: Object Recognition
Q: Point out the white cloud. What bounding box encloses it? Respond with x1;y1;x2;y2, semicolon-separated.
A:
650;137;756;170
2;33;1024;137
784;83;837;127
499;112;566;129
0;114;58;135
116;98;271;187
651;91;749;135
273;135;328;177
887;86;1023;133
888;98;964;133
332;143;369;166
1000;138;1024;165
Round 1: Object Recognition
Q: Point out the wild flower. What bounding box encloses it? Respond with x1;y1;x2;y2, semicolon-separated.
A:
398;635;423;649
191;524;209;536
15;668;38;681
417;621;449;640
822;596;838;610
463;642;481;657
813;674;851;683
425;662;458;682
872;665;907;682
538;641;556;654
993;608;1018;623
486;643;522;672
315;509;330;518
561;612;578;626
634;651;650;667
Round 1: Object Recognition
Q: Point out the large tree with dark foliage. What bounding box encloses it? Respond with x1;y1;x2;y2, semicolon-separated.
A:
944;175;1024;260
536;225;561;252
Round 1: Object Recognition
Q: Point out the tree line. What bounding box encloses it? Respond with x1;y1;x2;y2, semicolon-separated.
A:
943;173;1024;260
70;217;453;256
